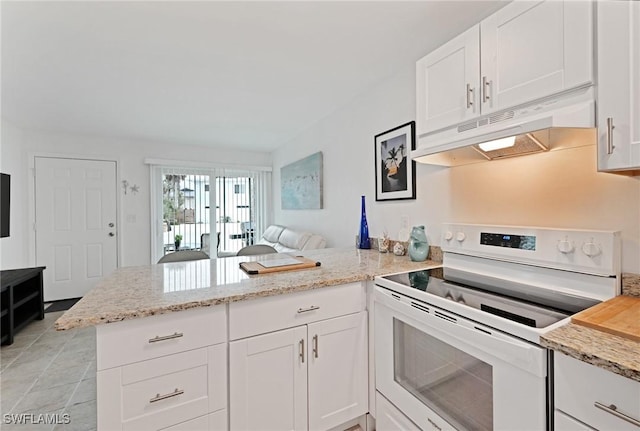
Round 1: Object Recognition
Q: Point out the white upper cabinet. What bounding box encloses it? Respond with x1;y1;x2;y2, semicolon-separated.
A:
597;0;640;172
416;25;480;135
480;0;593;114
416;0;594;138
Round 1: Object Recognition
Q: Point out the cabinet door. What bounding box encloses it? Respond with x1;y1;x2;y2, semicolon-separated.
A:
597;0;640;171
480;0;593;113
308;312;368;431
230;326;308;431
416;25;480;136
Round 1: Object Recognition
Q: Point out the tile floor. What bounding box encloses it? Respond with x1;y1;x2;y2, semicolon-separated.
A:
0;311;97;431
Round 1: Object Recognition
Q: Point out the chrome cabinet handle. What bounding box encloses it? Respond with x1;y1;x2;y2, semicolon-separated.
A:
312;334;318;358
606;117;615;154
466;84;474;108
594;402;640;427
148;332;183;343
482;76;491;102
297;305;319;314
299;339;305;363
150;388;184;403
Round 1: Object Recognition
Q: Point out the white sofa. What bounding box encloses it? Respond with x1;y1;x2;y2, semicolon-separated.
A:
256;225;326;253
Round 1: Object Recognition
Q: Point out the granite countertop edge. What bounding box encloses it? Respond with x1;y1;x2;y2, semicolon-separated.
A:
540;272;640;382
55;247;442;331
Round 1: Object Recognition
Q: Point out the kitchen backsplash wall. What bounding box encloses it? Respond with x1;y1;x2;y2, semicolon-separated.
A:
272;66;640;273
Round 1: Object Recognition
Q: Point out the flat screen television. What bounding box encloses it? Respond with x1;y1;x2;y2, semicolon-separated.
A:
1;173;10;238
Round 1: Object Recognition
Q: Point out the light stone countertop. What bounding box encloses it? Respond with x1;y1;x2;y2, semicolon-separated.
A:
55;247;441;331
541;323;640;383
541;273;640;383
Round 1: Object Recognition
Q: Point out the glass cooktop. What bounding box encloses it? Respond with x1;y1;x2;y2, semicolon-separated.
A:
380;268;600;329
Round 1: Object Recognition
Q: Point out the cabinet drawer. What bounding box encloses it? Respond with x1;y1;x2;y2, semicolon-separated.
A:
159;410;227;431
229;282;365;340
555;353;640;431
98;345;226;431
97;306;226;370
555;410;595;431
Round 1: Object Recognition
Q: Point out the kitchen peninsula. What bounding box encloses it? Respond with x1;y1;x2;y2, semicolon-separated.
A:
55;247;441;431
55;247;440;330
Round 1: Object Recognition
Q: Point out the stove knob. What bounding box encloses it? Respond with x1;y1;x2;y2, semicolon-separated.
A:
444;231;453;241
582;240;601;257
557;238;574;254
456;232;466;243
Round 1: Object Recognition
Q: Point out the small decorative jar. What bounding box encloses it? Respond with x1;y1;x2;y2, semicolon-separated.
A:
378;232;390;253
408;225;429;262
393;242;405;256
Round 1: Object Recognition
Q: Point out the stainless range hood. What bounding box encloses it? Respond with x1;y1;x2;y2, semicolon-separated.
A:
412;86;596;167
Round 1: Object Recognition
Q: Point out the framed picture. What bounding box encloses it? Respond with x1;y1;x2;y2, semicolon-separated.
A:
375;121;416;201
281;152;323;209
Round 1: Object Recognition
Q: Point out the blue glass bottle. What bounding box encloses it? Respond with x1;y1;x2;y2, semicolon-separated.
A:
358;196;370;249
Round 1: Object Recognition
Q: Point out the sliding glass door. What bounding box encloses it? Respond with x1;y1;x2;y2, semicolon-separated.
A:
150;165;272;264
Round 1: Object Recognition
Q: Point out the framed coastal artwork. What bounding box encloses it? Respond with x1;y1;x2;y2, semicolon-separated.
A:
281;152;323;209
374;121;416;201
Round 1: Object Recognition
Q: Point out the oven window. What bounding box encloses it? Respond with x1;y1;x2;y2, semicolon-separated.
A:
393;318;493;431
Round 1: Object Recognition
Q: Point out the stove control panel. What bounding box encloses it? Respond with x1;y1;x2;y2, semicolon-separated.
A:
442;223;621;276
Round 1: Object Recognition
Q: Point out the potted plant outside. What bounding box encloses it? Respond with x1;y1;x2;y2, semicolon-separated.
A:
174;234;183;250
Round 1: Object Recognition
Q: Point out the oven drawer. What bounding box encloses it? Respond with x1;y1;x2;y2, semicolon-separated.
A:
376;392;420;431
97;306;226;370
555;353;640;431
229;282;364;340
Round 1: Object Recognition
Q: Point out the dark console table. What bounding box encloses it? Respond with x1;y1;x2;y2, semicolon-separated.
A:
1;267;46;345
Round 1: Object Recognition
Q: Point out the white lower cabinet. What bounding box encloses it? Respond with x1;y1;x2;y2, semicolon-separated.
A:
554;410;595;431
230;326;308;431
375;392;420;431
159;411;227;431
307;312;368;430
229;283;368;431
554;353;640;431
96;307;227;430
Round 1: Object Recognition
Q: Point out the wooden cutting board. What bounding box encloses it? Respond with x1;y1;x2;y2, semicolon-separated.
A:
571;295;640;341
239;256;321;275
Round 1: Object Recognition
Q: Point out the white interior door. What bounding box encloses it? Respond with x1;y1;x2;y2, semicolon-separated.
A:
35;157;118;301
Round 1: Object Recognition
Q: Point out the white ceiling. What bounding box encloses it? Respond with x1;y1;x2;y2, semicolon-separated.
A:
1;1;506;152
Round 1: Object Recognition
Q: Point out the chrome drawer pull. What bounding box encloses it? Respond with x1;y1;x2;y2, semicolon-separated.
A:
312;334;319;358
466;84;474;108
149;388;184;403
594;402;640;427
606;117;615;154
297;305;320;314
482;76;491;102
148;332;183;343
299;339;305;363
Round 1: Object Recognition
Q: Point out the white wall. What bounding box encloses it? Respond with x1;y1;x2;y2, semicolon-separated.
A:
0;119;271;269
272;68;640;273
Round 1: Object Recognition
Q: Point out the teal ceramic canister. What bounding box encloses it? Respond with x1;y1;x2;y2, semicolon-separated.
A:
408;225;429;262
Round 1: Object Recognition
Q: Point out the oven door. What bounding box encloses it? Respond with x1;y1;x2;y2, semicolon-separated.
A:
374;285;548;431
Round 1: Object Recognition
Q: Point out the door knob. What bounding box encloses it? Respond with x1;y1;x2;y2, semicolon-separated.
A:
109;232;115;237
109;222;114;227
